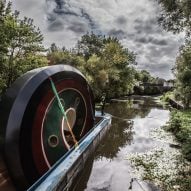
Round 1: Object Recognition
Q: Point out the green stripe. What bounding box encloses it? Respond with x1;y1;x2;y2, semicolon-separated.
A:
49;78;67;119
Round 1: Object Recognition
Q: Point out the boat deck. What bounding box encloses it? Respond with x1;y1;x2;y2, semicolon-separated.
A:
0;113;111;191
27;113;111;191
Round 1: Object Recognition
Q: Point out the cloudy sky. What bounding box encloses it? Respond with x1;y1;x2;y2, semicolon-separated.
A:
13;0;184;79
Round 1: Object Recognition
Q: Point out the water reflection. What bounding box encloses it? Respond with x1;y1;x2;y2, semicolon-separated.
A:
74;96;169;191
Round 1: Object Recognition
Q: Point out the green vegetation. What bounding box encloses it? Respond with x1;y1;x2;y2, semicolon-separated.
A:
128;113;191;191
166;109;191;161
134;72;171;95
158;0;191;35
48;40;169;99
0;1;48;94
162;109;191;190
158;0;191;108
0;1;168;100
160;91;174;102
47;34;137;100
130;148;191;191
135;70;154;83
158;1;191;174
174;41;191;108
0;1;139;99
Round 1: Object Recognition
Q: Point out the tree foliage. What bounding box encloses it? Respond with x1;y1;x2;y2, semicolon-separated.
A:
48;33;137;100
136;70;154;83
76;32;104;60
174;41;191;108
158;0;191;36
47;44;84;68
158;1;191;108
0;0;47;93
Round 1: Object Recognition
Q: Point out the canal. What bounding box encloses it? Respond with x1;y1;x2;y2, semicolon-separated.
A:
73;96;171;191
1;95;189;190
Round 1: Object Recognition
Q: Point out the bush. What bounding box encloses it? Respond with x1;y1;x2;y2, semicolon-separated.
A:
167;109;191;161
167;111;182;133
161;91;174;102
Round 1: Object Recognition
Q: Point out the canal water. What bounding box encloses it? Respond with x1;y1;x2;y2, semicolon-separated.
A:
1;95;188;191
73;96;170;191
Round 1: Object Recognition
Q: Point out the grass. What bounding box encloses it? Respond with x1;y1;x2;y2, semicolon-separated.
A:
160;91;174;102
166;109;191;161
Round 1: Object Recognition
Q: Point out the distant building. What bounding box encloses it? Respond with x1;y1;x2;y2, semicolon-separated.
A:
163;79;175;87
155;78;166;86
139;78;174;88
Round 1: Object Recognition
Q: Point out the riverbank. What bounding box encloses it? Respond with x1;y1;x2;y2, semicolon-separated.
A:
75;96;191;191
76;96;170;190
128;125;191;191
127;98;191;191
165;109;191;190
162;91;191;160
166;109;191;161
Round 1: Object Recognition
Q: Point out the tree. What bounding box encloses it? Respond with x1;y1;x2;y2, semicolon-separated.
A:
158;0;191;36
158;1;191;107
138;70;154;83
101;41;136;97
76;32;104;60
48;34;136;100
49;43;59;53
0;0;47;93
76;34;136;99
47;46;85;68
174;41;191;108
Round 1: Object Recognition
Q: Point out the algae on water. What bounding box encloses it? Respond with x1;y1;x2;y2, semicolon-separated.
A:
127;126;191;191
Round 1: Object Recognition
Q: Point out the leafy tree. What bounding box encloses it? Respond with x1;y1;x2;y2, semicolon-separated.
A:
158;0;191;36
48;34;136;100
100;41;136;98
158;1;191;107
82;54;108;98
47;46;85;68
76;32;104;60
77;34;136;99
139;70;154;83
0;0;47;93
174;41;191;108
49;43;59;53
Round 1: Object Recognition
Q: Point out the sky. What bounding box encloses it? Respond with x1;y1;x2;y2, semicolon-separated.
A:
12;0;184;79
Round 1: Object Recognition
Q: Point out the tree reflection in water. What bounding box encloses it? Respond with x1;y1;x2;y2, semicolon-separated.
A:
73;96;167;191
95;96;163;159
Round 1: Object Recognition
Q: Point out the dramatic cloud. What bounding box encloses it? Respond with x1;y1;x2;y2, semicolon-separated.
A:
13;0;184;79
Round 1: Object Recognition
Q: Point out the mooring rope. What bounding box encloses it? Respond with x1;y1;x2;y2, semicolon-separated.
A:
49;77;78;148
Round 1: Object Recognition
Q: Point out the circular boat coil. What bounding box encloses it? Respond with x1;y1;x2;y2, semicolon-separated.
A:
0;65;95;190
